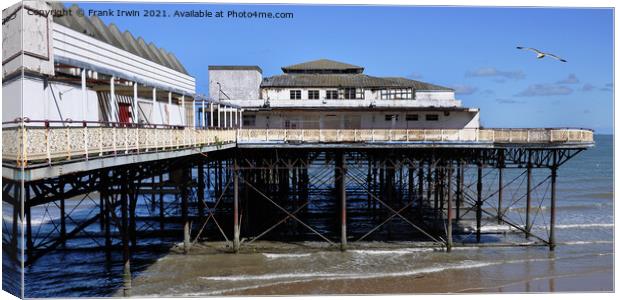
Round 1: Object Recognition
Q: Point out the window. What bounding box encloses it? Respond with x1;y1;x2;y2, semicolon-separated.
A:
290;90;301;99
344;88;356;99
385;114;399;121
326;90;338;99
425;114;439;121
380;88;414;100
406;114;418;121
243;115;256;127
308;90;320;99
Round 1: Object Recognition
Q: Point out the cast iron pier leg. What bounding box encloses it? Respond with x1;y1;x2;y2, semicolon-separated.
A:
233;157;240;253
447;162;453;252
476;162;483;243
336;152;347;251
526;153;532;239
549;151;558;251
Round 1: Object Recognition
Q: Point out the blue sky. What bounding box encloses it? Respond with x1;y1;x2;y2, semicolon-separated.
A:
68;2;613;133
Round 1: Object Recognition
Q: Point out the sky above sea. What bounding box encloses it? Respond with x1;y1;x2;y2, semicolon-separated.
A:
65;2;613;133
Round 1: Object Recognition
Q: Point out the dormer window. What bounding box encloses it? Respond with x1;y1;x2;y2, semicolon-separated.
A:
290;90;301;99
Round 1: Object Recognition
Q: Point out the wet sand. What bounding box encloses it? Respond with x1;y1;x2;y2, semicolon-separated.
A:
226;258;612;295
125;241;613;296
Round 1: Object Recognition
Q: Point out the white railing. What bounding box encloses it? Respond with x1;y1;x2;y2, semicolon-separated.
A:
2;126;593;167
236;128;594;144
2;125;236;166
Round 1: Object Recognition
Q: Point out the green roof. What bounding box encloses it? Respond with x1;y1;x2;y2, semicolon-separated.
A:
51;3;188;75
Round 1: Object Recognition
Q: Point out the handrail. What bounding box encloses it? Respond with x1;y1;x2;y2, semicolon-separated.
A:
2;126;594;167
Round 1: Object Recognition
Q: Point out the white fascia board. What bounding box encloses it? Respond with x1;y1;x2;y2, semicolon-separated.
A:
52;24;195;95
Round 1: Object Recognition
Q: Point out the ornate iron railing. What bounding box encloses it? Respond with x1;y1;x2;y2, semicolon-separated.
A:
2;124;594;167
2;121;236;166
236;128;594;144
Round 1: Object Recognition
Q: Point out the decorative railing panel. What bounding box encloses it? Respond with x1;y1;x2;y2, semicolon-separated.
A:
2;126;593;167
2;126;236;166
237;128;594;145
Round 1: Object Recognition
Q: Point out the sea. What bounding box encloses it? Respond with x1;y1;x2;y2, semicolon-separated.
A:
3;135;613;297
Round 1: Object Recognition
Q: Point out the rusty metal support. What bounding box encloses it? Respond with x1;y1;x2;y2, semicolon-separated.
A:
549;150;558;251
198;162;205;218
158;174;164;232
498;166;504;224
336;152;347;251
233;157;240;253
120;169;132;297
59;178;66;246
446;162;453;252
182;167;190;254
25;187;33;259
418;161;424;214
526;153;532;239
476;162;483;243
456;161;462;221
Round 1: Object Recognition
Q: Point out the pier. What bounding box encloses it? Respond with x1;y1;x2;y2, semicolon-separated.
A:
1;2;598;297
2;124;593;273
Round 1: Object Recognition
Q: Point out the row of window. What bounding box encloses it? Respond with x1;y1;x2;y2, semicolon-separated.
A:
244;113;440;126
289;88;365;100
379;88;414;100
385;114;439;121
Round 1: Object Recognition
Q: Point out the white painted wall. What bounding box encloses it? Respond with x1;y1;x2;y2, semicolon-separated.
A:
2;1;55;78
243;110;480;129
138;100;185;126
209;69;262;100
2;76;98;124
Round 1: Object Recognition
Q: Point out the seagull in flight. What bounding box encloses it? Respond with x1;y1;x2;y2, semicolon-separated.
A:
516;46;567;62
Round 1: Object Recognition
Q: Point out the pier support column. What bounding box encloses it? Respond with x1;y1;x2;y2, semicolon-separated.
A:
11;184;19;257
198;163;205;218
456;161;462;222
408;163;414;204
447;163;453;252
417;161;424;215
25;186;33;259
59;178;66;246
336;152;347;251
120;170;132;297
476;162;483;243
549;151;558;251
159;174;165;232
526;153;532;239
498;165;504;224
182;166;190;254
233;157;240;253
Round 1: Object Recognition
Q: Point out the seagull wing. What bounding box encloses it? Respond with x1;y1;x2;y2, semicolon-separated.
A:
546;53;567;62
517;46;543;54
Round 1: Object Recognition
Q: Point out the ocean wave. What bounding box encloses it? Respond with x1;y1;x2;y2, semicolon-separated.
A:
263;253;312;259
349;248;438;255
553;223;613;229
462;223;613;233
561;240;613;245
197;256;561;295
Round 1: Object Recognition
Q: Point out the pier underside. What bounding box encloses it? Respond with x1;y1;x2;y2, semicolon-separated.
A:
2;128;592;296
3;145;587;292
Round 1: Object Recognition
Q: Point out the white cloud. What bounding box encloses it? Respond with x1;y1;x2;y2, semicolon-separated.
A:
451;84;478;95
556;73;580;84
516;84;573;97
466;67;525;80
